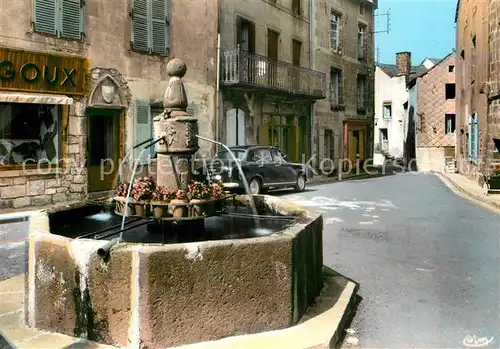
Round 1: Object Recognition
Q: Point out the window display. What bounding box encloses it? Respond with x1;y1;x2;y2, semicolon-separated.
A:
0;103;60;166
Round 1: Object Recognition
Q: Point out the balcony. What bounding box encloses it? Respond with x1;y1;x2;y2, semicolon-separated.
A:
220;48;326;100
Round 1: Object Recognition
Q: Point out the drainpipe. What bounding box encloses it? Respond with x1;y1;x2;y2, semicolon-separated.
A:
310;0;317;167
214;0;222;154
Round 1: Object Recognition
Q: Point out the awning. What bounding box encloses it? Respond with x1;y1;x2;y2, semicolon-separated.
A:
0;91;73;105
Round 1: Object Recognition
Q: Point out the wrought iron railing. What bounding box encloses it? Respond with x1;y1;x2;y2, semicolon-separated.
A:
221;48;326;99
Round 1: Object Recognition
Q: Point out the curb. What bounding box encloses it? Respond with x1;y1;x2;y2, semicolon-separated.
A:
439;173;500;213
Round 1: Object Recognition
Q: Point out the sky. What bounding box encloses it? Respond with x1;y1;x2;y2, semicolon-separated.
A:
375;0;457;66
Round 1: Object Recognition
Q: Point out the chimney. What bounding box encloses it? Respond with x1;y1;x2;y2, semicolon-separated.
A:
396;51;411;76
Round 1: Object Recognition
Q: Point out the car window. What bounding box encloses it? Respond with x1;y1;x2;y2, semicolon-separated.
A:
251;148;272;164
215;150;246;160
271;148;286;162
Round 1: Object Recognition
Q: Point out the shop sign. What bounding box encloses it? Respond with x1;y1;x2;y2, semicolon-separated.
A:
0;47;86;95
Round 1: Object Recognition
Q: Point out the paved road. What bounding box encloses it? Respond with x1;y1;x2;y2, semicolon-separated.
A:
0;218;29;281
283;172;500;348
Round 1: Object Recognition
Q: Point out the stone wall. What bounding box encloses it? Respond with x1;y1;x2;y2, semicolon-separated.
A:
314;0;376;162
487;0;500;171
455;0;490;179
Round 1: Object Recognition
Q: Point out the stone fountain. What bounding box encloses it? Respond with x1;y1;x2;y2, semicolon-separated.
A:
24;59;324;349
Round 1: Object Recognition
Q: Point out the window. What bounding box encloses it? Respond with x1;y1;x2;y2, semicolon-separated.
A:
359;1;365;15
270;148;286;163
379;128;388;151
292;0;301;16
445;114;456;134
0;103;61;167
468;113;479;163
251;148;272;164
357;23;367;61
357;74;367;110
330;11;341;52
445;83;456;99
132;0;170;56
449;65;455;72
329;68;343;106
236;17;255;53
34;0;85;40
324;129;334;160
383;102;392;119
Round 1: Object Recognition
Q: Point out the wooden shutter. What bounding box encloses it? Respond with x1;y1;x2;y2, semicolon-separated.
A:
61;0;83;40
132;0;149;52
151;0;168;55
135;100;152;163
34;0;58;35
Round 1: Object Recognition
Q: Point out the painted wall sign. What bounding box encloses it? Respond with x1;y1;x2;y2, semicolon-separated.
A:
0;47;87;95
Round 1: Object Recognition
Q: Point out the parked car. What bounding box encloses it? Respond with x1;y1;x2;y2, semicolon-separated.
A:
193;145;314;194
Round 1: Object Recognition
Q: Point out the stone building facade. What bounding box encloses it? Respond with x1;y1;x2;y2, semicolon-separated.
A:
314;0;377;170
218;0;327;163
407;53;456;172
0;0;218;209
454;0;490;180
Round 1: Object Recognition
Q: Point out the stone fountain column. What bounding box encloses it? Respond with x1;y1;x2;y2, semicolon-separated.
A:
154;58;199;192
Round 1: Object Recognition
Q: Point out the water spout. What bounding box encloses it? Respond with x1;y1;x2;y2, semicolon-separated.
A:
195;135;260;228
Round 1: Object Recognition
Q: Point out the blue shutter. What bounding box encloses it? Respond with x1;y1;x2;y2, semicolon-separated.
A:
34;0;58;35
151;0;169;55
467;117;472;162
132;0;149;52
61;0;83;40
135;100;152;163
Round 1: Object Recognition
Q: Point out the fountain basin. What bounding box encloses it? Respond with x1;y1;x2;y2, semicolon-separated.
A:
25;195;323;348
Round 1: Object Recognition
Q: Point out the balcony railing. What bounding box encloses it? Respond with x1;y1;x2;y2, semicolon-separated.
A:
221;48;326;99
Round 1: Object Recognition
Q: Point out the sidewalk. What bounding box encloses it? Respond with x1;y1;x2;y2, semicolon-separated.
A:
439;173;500;212
309;167;385;186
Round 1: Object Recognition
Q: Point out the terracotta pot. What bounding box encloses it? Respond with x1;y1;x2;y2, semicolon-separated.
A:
169;199;188;218
135;203;146;216
115;199;124;214
152;204;167;219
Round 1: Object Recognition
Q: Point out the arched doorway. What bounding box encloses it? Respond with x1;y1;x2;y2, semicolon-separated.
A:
226;108;245;146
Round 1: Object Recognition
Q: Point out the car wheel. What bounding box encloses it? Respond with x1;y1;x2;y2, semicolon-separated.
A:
248;177;262;195
294;174;306;192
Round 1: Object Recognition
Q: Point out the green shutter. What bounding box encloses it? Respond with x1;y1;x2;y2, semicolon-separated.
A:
151;0;169;55
473;114;479;162
132;0;149;52
34;0;58;35
467;118;472;162
61;0;83;39
135;100;152;163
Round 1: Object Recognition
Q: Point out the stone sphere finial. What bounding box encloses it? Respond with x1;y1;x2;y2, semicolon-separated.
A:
167;58;187;78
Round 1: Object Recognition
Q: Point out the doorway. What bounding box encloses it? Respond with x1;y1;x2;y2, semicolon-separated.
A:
87;109;121;193
226;108;245;146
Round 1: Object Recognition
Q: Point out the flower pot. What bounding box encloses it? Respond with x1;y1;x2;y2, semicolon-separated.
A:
169;199;188;218
152;203;168;219
115;198;125;214
135;203;146;217
190;199;206;217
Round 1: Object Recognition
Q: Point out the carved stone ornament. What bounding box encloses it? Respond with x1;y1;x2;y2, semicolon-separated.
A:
185;123;198;148
101;83;116;104
163;58;189;113
165;124;177;147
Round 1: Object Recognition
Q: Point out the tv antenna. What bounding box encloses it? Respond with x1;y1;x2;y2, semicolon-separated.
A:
373;8;391;34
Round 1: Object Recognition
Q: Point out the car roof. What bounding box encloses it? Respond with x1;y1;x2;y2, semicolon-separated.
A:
220;145;277;151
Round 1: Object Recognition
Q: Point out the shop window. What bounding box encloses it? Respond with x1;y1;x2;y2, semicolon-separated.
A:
0;103;61;167
34;0;85;40
131;0;170;56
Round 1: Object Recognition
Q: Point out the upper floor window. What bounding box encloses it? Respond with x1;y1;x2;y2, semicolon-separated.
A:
34;0;85;40
445;83;456;99
358;23;367;61
445;114;456;135
359;1;365;15
131;0;170;56
383;102;392;119
330;68;343;107
330;11;341;52
357;74;368;111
